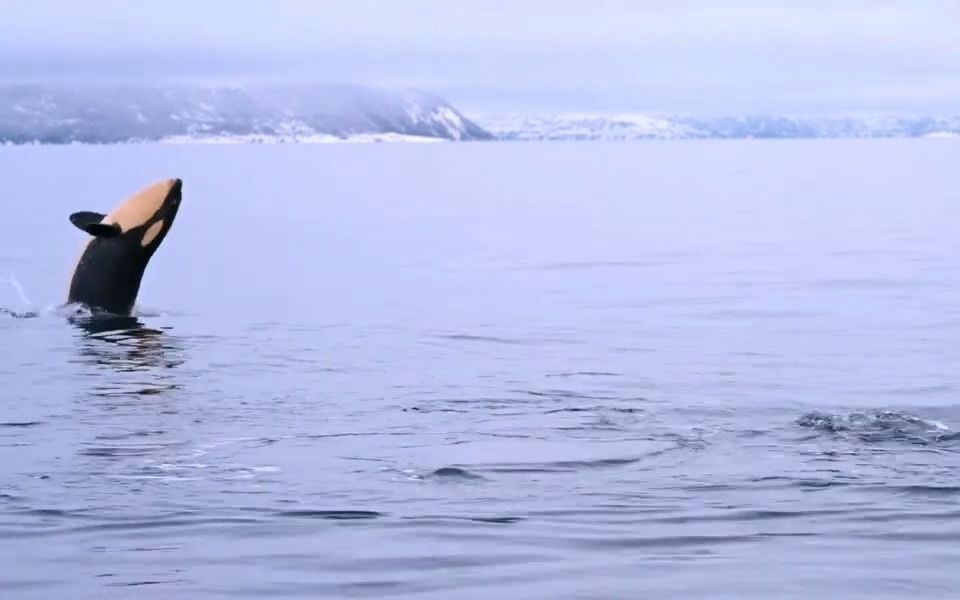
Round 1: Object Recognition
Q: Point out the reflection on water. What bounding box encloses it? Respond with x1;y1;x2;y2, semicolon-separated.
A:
70;314;185;396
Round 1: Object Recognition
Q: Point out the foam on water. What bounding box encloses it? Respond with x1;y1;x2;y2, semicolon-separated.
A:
797;411;960;445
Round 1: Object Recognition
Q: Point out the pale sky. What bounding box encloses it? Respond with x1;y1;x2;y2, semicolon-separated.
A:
1;0;958;115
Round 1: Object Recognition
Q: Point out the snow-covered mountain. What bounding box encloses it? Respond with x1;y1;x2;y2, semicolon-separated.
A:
476;113;960;141
4;86;957;144
0;84;493;144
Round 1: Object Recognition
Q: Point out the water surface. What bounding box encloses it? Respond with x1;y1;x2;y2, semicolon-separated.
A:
1;140;959;598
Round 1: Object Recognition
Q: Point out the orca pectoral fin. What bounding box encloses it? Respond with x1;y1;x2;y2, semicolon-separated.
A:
69;212;121;238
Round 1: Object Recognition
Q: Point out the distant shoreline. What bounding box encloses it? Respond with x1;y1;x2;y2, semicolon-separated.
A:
2;135;956;146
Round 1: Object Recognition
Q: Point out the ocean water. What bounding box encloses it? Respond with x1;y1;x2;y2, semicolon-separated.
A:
1;140;958;599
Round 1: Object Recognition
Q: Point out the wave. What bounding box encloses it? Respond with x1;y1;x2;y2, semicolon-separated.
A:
0;307;38;319
796;410;960;445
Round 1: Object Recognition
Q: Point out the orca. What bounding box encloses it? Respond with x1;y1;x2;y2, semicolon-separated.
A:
67;178;182;316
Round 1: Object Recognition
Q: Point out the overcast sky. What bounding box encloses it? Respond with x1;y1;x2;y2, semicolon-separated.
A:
1;0;958;115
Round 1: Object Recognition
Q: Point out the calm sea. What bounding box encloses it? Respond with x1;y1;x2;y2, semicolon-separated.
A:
1;140;959;598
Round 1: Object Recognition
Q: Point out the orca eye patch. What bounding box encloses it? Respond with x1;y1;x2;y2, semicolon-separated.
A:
141;220;165;247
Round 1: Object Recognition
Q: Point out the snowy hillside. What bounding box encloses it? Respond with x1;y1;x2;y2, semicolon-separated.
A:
476;113;960;140
0;84;493;144
4;86;957;144
475;114;699;140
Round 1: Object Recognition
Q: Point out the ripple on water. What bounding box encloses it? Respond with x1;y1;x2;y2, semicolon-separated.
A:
429;332;586;346
476;456;646;474
544;406;642;414
79;440;191;458
428;467;485;480
530;259;680;271
545;371;622;378
276;510;382;520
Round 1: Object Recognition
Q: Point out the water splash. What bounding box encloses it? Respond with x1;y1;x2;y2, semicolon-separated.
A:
0;275;40;318
797;410;960;445
0;307;38;319
0;275;32;306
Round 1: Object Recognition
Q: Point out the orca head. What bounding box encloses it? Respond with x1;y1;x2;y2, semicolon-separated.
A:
69;178;183;249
